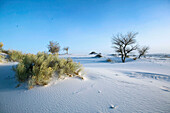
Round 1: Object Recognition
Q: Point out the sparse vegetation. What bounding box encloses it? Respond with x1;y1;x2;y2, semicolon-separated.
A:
13;52;83;89
0;55;2;62
106;58;112;62
112;32;138;63
8;50;24;62
164;55;170;58
133;57;137;60
126;55;130;58
1;49;10;54
95;53;102;58
89;51;97;55
0;42;3;50
138;46;149;58
48;41;60;55
63;47;69;54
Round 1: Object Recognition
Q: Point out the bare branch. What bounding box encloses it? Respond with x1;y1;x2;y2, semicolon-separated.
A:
138;46;149;58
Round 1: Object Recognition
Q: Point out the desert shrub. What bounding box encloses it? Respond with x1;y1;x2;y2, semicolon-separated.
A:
13;52;83;89
54;58;82;78
48;41;60;54
1;49;10;54
63;47;69;54
133;57;137;60
8;50;24;62
95;53;102;58
0;55;2;62
13;53;36;82
106;58;112;62
110;54;117;56
0;42;3;50
164;55;170;58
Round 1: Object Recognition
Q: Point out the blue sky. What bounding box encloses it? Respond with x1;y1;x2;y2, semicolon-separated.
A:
0;0;170;54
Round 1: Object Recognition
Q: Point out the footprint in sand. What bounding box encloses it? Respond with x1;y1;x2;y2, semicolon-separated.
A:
110;104;118;109
115;74;119;76
98;90;101;93
72;84;95;94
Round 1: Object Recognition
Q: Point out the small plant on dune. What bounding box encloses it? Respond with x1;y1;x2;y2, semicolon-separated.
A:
89;51;97;55
13;52;83;89
0;42;3;50
8;50;24;62
106;58;112;62
126;55;130;58
54;58;83;78
63;47;69;54
133;57;137;60
1;49;10;54
48;41;60;55
0;55;5;62
0;55;2;62
164;55;170;58
13;53;36;82
95;53;102;58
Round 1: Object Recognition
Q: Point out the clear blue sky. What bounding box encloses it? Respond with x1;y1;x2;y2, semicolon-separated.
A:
0;0;170;54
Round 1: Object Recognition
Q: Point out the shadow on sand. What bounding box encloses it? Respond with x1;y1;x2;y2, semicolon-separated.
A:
122;71;170;82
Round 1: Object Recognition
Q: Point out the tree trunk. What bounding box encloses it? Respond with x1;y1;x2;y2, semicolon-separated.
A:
138;54;141;59
123;56;125;63
121;54;124;63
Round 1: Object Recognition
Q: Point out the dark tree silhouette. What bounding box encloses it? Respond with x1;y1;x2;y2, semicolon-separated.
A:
112;32;138;62
138;46;149;58
48;41;60;54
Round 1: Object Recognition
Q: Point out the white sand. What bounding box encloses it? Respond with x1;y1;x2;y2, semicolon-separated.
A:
0;55;170;113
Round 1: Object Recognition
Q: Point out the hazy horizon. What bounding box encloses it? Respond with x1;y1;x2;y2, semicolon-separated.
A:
0;0;170;54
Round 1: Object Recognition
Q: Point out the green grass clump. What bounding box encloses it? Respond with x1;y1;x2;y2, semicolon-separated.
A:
13;52;83;89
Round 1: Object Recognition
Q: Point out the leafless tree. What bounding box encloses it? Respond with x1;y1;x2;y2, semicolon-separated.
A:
138;46;149;58
48;41;60;54
63;47;69;54
112;32;138;63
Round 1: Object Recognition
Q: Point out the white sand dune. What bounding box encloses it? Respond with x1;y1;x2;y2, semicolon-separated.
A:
0;55;170;113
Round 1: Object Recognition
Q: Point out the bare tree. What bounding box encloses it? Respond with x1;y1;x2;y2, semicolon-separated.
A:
112;32;138;63
48;41;60;55
63;47;69;54
138;46;149;58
